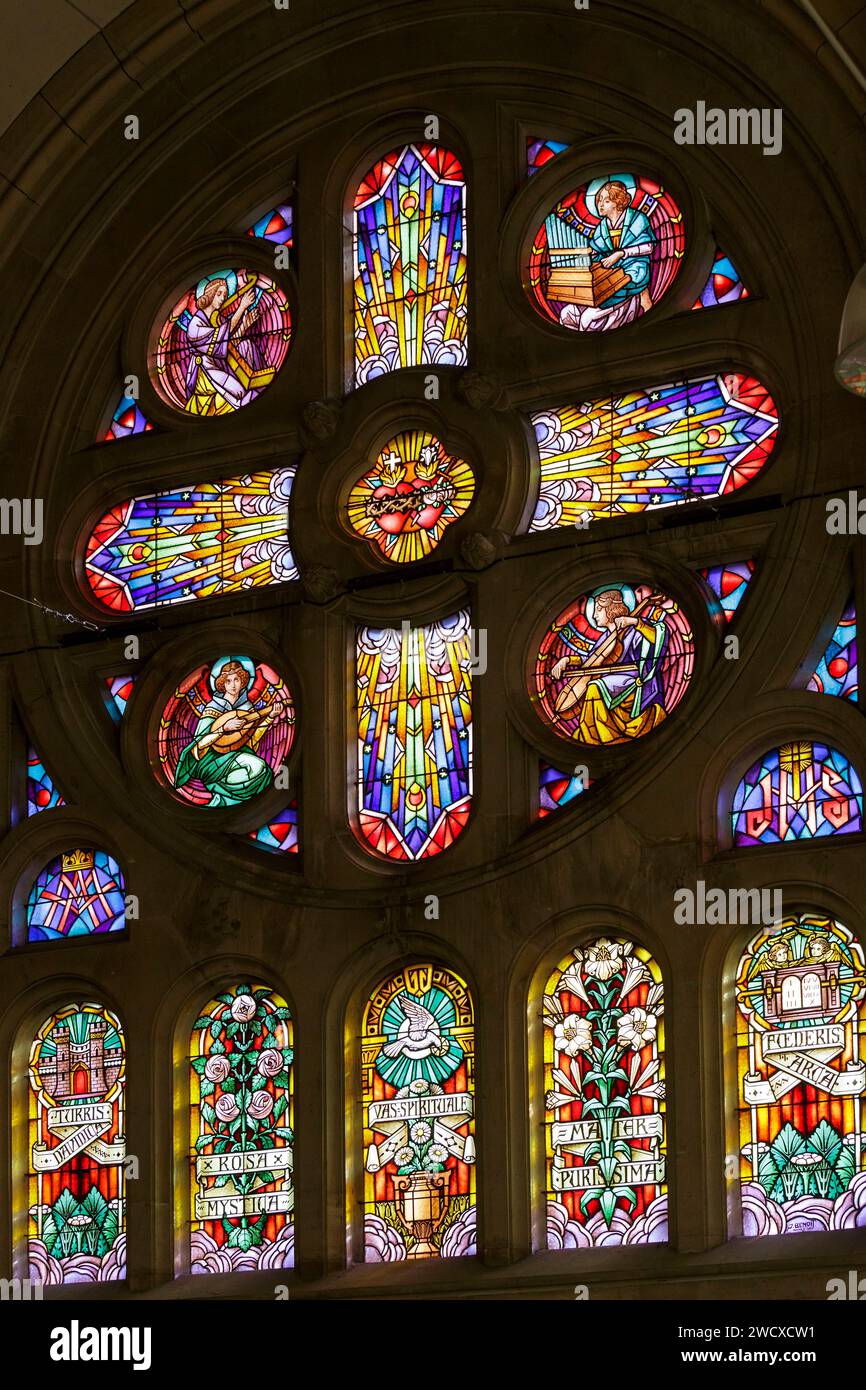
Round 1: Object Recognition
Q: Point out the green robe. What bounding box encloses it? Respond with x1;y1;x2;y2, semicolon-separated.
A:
174;700;272;806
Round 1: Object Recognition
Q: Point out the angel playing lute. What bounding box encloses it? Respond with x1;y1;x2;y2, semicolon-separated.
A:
172;659;291;807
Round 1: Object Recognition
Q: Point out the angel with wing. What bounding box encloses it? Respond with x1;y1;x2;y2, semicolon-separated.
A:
172;658;291;807
549;588;674;745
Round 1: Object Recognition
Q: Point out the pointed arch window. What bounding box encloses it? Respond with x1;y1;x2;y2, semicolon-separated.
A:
728;913;866;1236
188;983;294;1274
543;938;668;1248
361;963;476;1261
354;609;473;860
351;143;468;387
25;1002;126;1284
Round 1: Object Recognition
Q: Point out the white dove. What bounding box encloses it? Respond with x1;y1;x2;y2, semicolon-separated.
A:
381;994;451;1060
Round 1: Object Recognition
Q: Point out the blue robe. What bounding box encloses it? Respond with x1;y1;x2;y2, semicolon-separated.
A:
590;207;655;305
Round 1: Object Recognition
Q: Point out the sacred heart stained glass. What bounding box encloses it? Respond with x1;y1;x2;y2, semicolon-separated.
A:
346;430;474;564
158;656;295;809
527;172;685;332
152;268;291;415
354;610;473;860
533;582;694;746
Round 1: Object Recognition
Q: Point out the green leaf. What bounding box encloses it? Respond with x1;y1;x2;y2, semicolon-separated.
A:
599;1188;618;1226
580;1098;605;1115
193;1016;214;1030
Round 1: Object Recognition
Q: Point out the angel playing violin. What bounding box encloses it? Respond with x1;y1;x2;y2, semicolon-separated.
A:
548;587;672;745
172;659;291;807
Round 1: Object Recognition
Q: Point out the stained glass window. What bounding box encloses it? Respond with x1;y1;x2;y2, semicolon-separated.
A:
158;655;295;809
528;373;778;530
731;913;866;1237
102;392;153;442
807;597;858;701
103;673;138;721
544;938;667;1248
346;431;474;564
152;268;291;416
698;560;756;623
533;583;694;746
84;465;297;613
355;610;473;860
247;801;299;855
189;984;294;1273
526;137;570;177
26;850;126;942
247;203;293;246
352;144;467;386
539;761;588;818
363;963;476;1262
27;746;65;815
732;742;863;846
692;247;749;311
27;1002;126;1284
527;172;685;332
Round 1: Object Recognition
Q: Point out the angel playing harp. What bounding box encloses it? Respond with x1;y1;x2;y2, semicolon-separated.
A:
183;275;264;415
173;659;288;806
549;588;673;744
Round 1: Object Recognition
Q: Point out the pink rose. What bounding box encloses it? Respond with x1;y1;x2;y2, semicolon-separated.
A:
215;1094;239;1122
230;994;257;1022
247;1091;274;1119
257;1049;282;1078
204;1055;231;1083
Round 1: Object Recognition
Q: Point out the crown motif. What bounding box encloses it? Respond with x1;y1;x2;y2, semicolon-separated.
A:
62;848;95;872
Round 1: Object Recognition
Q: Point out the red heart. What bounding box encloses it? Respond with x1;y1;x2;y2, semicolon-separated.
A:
414;475;446;530
372;482;412;534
